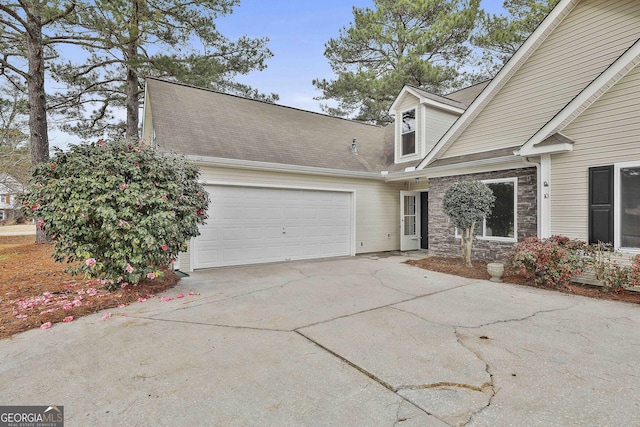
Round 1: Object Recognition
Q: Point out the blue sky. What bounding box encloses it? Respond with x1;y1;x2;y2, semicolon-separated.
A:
214;0;506;112
49;0;507;149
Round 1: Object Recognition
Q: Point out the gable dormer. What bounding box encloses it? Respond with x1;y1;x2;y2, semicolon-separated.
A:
389;85;467;164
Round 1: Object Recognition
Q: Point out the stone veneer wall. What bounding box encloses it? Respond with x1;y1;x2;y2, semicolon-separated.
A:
427;167;537;262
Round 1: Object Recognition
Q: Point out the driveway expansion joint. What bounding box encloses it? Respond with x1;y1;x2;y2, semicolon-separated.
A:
126;315;290;332
296;282;476;331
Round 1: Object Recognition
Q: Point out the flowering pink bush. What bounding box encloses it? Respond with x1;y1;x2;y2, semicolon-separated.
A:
21;139;209;290
505;235;590;288
630;255;640;287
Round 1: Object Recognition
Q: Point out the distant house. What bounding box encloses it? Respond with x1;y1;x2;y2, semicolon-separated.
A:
0;173;25;222
142;0;640;271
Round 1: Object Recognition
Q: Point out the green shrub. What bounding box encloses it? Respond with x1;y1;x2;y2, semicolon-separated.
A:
21;139;209;290
505;235;589;288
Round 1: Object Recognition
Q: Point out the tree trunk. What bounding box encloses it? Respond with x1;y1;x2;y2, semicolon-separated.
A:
125;40;139;139
125;2;140;139
462;222;475;268
25;11;49;243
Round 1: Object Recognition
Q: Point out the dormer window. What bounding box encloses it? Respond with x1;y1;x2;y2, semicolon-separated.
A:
401;109;416;155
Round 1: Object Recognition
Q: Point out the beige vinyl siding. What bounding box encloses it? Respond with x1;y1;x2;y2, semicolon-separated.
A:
440;0;640;160
179;165;405;271
425;108;459;153
141;91;154;142
550;64;640;240
395;92;419;113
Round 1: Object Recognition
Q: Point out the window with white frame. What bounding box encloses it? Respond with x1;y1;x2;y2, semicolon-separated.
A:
455;178;517;241
401;109;416;156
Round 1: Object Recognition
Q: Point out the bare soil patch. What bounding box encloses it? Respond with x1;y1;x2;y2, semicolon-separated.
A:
0;235;180;339
406;256;640;305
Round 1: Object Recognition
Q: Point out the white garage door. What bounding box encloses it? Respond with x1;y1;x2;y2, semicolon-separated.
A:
192;186;353;269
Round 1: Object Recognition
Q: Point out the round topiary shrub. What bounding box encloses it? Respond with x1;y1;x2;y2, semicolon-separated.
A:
442;180;495;267
22;139;209;290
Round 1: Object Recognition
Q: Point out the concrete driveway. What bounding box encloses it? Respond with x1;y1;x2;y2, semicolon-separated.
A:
2;254;640;426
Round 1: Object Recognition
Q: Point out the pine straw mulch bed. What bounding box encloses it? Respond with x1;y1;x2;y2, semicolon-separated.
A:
0;235;183;339
406;256;640;305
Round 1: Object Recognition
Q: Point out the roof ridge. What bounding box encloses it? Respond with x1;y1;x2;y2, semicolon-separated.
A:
444;80;492;96
403;84;464;105
144;76;383;129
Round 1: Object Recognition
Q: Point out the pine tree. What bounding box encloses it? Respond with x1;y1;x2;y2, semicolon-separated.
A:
313;0;481;125
50;0;276;139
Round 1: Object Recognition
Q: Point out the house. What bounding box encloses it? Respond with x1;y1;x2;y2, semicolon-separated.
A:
142;0;640;271
0;173;24;222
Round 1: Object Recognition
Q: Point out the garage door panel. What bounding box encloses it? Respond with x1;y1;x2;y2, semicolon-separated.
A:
193;186;352;269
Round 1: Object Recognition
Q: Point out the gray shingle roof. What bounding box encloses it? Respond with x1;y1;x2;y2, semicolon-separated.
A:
145;78;393;173
145;78;477;174
404;85;467;110
445;81;490;108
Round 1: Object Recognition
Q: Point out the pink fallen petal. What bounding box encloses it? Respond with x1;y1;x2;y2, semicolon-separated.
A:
137;298;147;303
16;314;28;319
117;304;126;309
160;296;173;302
187;292;195;296
40;322;52;330
101;312;112;320
63;316;74;323
176;293;184;299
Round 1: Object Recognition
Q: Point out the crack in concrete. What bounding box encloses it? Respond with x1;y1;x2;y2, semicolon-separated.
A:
370;267;419;297
158;272;313;314
294;330;451;426
385;306;496;426
396;381;493;393
391;303;577;331
467;304;577;329
454;329;496;427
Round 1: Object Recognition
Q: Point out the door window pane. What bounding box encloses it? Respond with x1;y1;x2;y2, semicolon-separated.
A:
404;195;416;235
485;181;515;238
620;166;640;248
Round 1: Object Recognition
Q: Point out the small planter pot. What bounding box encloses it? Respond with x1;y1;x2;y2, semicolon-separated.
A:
487;262;504;282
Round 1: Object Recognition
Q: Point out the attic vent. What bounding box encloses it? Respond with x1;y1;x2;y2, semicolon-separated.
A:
350;138;357;154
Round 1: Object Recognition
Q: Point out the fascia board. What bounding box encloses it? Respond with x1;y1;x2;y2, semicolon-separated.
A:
384;155;524;182
186;155;385;180
388;85;414;113
519;143;574;156
389;86;464;115
421;98;465;114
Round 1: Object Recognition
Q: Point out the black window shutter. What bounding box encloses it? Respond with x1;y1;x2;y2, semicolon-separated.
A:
589;165;614;245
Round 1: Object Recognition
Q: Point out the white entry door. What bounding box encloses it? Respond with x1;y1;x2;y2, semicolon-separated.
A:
192;186;353;269
400;191;421;251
